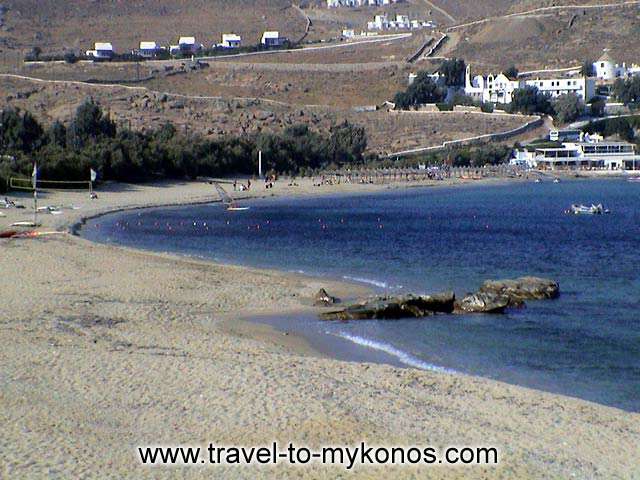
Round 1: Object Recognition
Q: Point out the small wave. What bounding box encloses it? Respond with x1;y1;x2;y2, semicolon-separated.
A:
342;275;391;289
332;331;456;374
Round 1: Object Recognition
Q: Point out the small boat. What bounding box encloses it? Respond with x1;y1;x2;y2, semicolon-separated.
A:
628;177;640;183
534;178;542;183
553;178;561;183
568;203;609;215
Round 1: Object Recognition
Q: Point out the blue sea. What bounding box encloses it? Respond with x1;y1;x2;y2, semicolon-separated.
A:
81;179;640;411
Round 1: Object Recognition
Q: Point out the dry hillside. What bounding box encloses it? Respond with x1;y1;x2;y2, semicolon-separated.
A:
0;75;532;154
0;0;306;54
449;6;640;71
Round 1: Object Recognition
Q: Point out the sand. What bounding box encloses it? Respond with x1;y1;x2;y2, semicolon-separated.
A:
1;177;639;479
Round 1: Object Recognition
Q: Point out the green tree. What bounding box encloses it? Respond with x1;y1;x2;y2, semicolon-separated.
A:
581;60;595;77
67;99;116;149
590;98;606;117
554;93;583;124
438;58;466;87
504;65;519;80
393;72;445;109
509;86;554;115
613;77;640;104
329;121;367;165
0;108;44;154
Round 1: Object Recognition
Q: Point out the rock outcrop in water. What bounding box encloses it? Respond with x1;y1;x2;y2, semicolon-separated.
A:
318;277;559;320
320;292;455;321
455;292;511;314
478;277;559;301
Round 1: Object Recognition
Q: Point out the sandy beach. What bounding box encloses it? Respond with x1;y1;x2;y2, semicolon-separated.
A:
1;176;639;479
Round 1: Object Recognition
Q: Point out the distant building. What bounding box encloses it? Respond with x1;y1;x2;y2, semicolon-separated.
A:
170;36;201;56
328;0;402;7
510;149;537;169
137;41;162;58
465;67;520;104
592;50;640;83
219;34;242;49
261;31;287;48
465;65;595;105
525;76;595;102
367;13;432;30
86;42;114;60
531;135;640;171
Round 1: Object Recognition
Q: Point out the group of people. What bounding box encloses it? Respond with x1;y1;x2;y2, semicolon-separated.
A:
232;179;251;192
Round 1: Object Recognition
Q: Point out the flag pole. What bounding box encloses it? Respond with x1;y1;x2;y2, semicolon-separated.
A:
32;162;38;226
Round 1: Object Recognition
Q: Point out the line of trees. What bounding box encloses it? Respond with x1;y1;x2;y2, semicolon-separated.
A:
613;77;640;105
0;100;368;192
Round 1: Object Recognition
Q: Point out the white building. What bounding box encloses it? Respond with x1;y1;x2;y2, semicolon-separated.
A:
533;135;640;171
465;67;520;104
367;13;431;30
593;50;640;83
465;65;595;105
328;0;402;7
170;36;201;56
510;149;537;169
86;42;114;60
137;41;161;58
261;31;287;47
219;34;241;49
524;76;595;102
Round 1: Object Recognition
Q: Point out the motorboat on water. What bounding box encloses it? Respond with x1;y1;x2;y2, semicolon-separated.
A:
628;177;640;183
534;178;542;183
568;203;610;215
553;178;561;183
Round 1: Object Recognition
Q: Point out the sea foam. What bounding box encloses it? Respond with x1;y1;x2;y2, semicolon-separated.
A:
342;275;402;290
332;331;456;374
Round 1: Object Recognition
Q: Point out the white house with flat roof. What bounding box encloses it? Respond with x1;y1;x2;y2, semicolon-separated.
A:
86;42;114;60
137;41;161;58
169;36;201;56
465;65;595;105
261;31;286;47
524;76;595;102
219;34;241;48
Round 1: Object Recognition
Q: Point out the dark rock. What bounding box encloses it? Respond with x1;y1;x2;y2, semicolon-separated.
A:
455;292;511;314
320;292;454;321
479;276;559;301
314;288;338;307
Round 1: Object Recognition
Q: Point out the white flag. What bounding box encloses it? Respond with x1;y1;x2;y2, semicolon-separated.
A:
32;163;38;189
90;168;97;182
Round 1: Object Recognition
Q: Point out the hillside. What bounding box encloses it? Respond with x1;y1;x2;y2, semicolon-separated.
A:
447;5;640;71
0;0;306;54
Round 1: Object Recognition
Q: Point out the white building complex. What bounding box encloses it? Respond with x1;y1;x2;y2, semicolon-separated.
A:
464;66;595;105
593;50;640;83
328;0;402;7
367;13;434;30
513;134;640;171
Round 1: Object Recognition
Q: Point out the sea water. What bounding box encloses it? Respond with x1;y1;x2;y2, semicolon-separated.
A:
81;179;640;411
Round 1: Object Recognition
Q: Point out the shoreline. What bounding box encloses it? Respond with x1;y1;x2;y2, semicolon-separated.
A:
2;175;639;478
